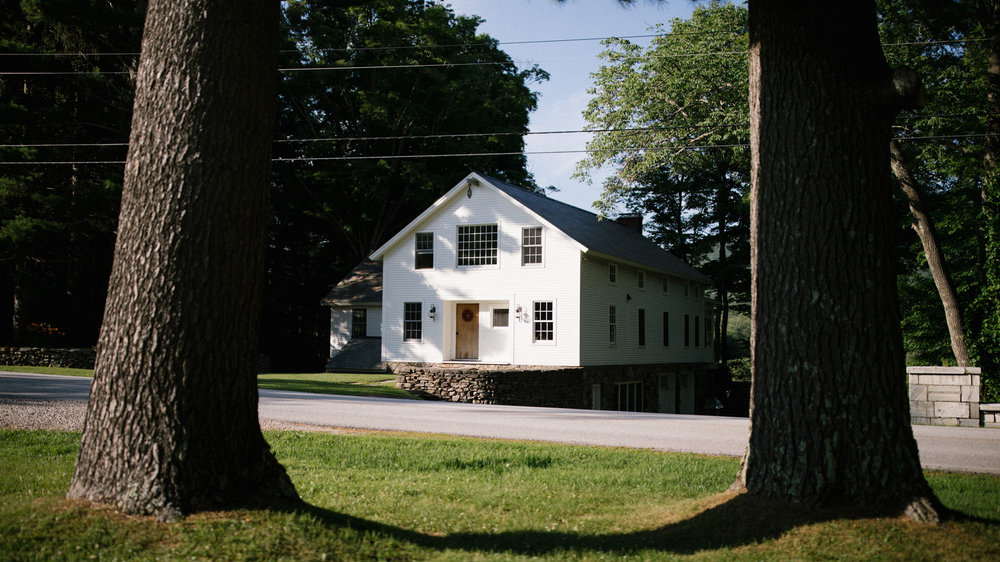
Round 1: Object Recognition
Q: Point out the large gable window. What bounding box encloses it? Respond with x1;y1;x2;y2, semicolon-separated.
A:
457;224;498;266
415;232;434;269
403;302;422;341
521;227;543;265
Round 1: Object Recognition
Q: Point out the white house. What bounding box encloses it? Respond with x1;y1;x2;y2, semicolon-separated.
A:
367;172;715;369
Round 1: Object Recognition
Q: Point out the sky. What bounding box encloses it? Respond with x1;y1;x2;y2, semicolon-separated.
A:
444;0;705;212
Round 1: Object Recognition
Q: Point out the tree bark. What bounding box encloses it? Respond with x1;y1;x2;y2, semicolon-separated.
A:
736;1;942;521
67;0;298;519
889;140;970;366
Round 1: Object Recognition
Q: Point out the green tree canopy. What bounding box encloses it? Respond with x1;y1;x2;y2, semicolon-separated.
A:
0;0;141;345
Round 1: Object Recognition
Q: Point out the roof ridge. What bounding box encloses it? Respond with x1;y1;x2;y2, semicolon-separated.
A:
477;172;606;221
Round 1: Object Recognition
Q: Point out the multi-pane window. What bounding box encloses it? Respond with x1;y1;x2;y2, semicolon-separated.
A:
684;314;691;347
705;303;714;348
684;282;690;297
609;263;617;283
521;227;543;265
662;276;670;293
637;270;645;289
492;308;509;328
662;311;670;347
403;302;422;341
415;232;434;269
533;301;554;342
616;381;643;412
637;308;646;347
351;309;367;338
609;305;617;344
695;315;701;347
457;224;498;266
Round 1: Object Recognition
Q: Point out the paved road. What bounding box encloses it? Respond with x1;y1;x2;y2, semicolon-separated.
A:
3;371;999;474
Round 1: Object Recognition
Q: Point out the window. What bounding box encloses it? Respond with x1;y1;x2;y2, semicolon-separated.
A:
662;311;669;346
684;282;690;298
415;232;433;269
609;306;617;344
533;301;554;342
609;263;617;283
492;308;509;328
616;381;643;412
695;315;701;347
521;227;543;265
637;270;645;289
662;276;670;293
457;224;498;266
403;302;422;341
351;309;367;338
637;308;646;347
684;314;691;347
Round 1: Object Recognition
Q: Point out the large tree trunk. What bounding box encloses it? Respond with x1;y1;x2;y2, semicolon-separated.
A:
889;140;970;366
736;1;942;522
68;0;298;519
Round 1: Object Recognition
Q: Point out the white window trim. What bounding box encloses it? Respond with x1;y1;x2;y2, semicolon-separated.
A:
455;223;501;269
531;299;557;345
520;226;544;267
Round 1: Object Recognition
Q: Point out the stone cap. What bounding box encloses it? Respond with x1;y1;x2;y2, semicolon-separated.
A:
906;366;981;375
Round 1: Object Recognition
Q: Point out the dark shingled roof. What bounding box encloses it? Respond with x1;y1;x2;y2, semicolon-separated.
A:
321;260;383;305
478;174;711;283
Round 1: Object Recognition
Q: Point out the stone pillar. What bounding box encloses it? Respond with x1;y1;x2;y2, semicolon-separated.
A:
907;366;981;427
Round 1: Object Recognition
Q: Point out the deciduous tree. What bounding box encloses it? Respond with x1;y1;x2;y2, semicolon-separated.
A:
736;1;942;521
68;0;297;518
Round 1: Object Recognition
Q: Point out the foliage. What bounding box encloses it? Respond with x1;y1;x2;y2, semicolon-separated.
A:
0;0;140;345
2;430;999;559
878;0;997;397
577;2;750;359
264;0;547;369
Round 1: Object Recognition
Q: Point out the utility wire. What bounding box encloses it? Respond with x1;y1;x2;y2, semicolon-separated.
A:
1;113;990;150
2;133;995;165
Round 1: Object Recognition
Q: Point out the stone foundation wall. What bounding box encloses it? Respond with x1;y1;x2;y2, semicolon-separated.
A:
907;366;981;427
0;347;96;369
390;362;719;413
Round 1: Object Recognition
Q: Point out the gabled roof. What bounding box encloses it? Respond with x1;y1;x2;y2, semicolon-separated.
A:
370;172;711;284
321;260;383;306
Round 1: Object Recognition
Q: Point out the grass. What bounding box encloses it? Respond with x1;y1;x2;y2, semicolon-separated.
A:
257;372;414;400
0;365;94;377
1;429;998;560
0;365;413;400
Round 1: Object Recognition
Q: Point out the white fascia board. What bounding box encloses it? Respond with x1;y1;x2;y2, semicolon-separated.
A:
368;172;482;260
368;171;589;259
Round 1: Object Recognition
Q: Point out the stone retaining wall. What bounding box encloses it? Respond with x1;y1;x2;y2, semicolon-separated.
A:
0;347;96;369
390;362;719;413
981;404;1000;428
907;366;981;427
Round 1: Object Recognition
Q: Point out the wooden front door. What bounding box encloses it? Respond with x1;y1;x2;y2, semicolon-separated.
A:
455;303;479;360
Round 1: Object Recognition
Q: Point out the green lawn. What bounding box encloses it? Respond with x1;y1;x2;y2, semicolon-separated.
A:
0;366;414;400
1;429;998;560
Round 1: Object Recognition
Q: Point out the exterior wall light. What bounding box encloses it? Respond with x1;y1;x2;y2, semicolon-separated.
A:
429;305;436;320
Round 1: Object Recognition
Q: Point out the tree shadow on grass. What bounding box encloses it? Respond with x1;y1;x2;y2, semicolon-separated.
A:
289;492;882;557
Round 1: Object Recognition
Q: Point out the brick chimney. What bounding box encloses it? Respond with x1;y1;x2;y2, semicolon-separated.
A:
615;213;643;235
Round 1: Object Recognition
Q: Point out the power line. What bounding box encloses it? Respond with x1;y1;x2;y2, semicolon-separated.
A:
2;113;991;150
2;133;994;166
2;35;987;76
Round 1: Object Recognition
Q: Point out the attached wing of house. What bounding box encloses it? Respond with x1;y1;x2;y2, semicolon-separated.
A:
321;259;386;373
